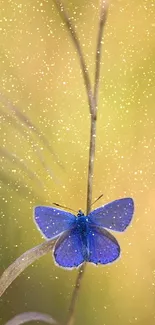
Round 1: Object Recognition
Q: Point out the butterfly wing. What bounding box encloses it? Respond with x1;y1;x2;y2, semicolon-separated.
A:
88;198;134;232
34;206;76;239
54;226;86;268
87;225;120;265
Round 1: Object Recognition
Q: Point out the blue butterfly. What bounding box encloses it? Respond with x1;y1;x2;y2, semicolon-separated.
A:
34;197;134;268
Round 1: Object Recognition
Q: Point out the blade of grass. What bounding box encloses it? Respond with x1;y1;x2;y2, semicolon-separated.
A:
52;0;95;116
94;0;109;106
0;93;63;168
0;170;45;203
4;312;57;325
0;239;56;298
0;147;42;185
0;101;61;185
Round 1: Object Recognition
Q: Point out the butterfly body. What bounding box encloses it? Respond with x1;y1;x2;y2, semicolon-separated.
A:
34;198;134;268
74;212;90;262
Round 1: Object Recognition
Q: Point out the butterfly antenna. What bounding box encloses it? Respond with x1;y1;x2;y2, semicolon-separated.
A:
52;202;77;213
91;194;104;207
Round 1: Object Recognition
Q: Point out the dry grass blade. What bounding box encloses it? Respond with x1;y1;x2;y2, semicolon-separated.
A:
0;170;45;203
0;93;62;167
64;2;109;324
65;263;86;325
0;99;62;183
4;312;57;325
53;0;95;116
0;147;41;185
0;239;56;298
94;0;109;106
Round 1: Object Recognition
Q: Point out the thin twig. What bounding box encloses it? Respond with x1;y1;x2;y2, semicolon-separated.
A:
86;0;109;210
65;116;96;325
65;101;97;325
94;0;109;107
64;2;108;325
65;117;96;325
65;263;86;325
86;118;97;214
0;239;56;298
53;0;95;115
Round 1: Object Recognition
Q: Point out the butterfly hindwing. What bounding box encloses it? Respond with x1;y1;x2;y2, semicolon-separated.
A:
54;226;86;268
87;225;120;265
34;206;76;239
88;198;134;232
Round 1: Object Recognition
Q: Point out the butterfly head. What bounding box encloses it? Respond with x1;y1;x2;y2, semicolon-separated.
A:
77;210;85;218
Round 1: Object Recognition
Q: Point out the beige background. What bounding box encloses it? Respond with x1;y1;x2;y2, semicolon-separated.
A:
0;0;155;324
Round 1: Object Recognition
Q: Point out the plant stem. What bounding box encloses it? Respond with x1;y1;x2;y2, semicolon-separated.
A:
65;263;86;325
53;0;94;115
94;0;109;105
53;1;109;325
65;112;97;325
86;117;97;214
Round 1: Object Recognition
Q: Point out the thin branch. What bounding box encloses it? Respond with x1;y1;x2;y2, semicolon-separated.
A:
94;0;109;107
53;0;95;116
0;239;56;298
64;2;108;325
65;263;86;325
86;118;97;215
66;108;97;325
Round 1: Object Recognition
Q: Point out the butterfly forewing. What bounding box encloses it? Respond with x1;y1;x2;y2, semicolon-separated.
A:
34;206;76;239
87;225;120;264
54;227;86;268
88;197;134;232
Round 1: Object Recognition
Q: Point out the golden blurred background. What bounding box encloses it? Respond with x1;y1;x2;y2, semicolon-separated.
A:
0;0;155;324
